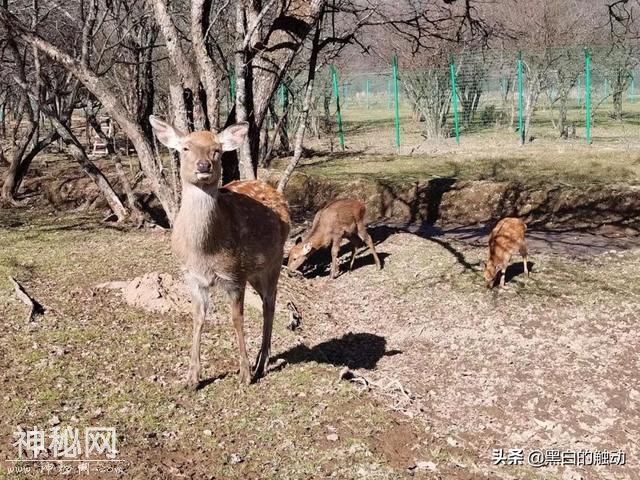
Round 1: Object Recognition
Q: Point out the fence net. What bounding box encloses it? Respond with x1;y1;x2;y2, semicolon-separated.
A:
268;45;640;154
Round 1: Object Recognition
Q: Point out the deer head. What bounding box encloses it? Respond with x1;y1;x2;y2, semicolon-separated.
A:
287;237;314;271
482;259;497;288
149;116;248;187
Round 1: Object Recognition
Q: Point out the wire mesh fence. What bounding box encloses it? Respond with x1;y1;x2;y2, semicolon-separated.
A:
265;45;640;154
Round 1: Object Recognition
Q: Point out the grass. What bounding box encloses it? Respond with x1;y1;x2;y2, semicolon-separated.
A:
293;149;639;186
0;208;426;479
1;205;639;479
290;99;640;187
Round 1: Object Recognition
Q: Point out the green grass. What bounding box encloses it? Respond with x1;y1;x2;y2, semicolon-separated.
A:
292;148;640;186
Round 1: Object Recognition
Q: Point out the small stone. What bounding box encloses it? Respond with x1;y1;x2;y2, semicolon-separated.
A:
229;453;244;464
414;461;437;471
326;433;339;442
446;437;458;447
203;429;213;436
49;415;61;426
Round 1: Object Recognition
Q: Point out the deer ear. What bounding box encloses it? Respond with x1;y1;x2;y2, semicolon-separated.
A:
149;115;184;150
294;236;303;245
302;243;312;255
218;122;249;151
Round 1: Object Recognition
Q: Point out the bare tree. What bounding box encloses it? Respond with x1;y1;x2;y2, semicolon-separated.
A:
0;1;179;221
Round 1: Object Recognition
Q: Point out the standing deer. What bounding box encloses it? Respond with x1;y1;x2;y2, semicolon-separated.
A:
288;198;381;278
483;217;529;288
149;116;290;387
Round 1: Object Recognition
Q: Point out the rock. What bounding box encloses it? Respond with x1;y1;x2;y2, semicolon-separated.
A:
413;461;437;472
326;433;339;442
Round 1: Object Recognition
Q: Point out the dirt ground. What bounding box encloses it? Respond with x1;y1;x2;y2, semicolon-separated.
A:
1;206;639;479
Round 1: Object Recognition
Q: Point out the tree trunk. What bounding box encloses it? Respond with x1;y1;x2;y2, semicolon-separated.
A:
53;121;128;221
277;17;323;193
2;101;38;201
234;1;256;180
557;94;567;137
151;0;206;131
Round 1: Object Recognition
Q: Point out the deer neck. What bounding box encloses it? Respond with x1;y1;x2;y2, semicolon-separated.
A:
175;183;220;252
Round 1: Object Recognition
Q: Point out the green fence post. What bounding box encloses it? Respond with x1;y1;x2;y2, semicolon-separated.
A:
517;52;525;145
584;48;592;144
449;56;460;145
392;55;401;150
330;65;345;150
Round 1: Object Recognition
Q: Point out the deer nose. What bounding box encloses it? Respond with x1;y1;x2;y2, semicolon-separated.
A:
196;161;212;173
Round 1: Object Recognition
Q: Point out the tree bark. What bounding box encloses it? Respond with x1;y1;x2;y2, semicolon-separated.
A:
277;17;323;193
152;0;206;131
234;1;256;180
191;0;220;130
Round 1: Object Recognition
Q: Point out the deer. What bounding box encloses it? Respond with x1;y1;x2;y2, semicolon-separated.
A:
149;116;290;388
287;198;381;279
482;217;529;289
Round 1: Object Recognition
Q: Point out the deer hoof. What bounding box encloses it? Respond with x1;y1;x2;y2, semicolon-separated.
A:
252;361;268;382
185;376;200;391
185;366;200;390
238;367;252;385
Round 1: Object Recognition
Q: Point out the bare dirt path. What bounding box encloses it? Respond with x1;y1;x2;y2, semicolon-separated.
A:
285;226;640;479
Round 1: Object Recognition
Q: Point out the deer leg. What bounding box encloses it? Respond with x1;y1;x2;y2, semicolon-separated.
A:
230;287;251;385
349;242;358;271
357;222;382;270
520;242;530;277
330;238;341;279
185;274;209;390
348;235;364;271
253;286;276;381
500;268;507;288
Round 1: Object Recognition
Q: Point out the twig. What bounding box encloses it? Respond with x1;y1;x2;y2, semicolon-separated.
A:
9;276;45;322
286;301;302;331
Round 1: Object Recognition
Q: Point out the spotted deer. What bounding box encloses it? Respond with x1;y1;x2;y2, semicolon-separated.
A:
483;217;529;288
149;116;290;387
288;198;381;278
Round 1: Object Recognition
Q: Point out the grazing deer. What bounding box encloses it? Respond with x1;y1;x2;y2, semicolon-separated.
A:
149;116;290;387
288;198;381;279
483;217;529;288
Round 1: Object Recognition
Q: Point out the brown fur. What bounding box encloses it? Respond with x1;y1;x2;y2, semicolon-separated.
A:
150;116;290;387
483;217;529;288
288;198;381;278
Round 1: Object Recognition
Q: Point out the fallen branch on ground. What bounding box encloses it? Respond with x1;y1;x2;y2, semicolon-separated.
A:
338;368;424;417
9;276;45;322
286;301;302;330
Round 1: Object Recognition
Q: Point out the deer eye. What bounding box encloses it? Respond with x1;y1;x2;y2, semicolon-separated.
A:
183;147;189;152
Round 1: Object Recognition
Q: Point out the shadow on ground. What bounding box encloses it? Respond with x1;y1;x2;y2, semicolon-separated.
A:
275;332;401;370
